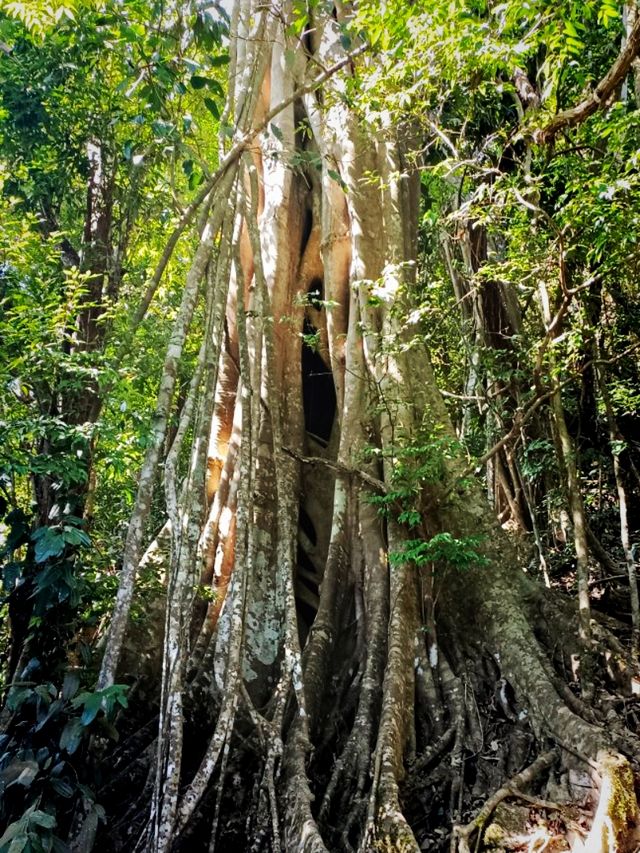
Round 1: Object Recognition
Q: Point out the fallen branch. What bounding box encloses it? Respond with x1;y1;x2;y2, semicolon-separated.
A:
452;749;559;853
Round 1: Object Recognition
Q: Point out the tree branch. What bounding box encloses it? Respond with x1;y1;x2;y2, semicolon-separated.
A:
281;446;386;493
537;15;640;143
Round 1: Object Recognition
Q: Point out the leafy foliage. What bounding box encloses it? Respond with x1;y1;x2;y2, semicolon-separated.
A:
390;533;489;572
0;663;126;852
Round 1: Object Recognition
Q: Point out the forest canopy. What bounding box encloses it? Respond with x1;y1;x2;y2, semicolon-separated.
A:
1;1;640;852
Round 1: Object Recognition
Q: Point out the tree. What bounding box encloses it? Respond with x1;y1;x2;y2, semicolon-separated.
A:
2;1;640;852
92;2;640;852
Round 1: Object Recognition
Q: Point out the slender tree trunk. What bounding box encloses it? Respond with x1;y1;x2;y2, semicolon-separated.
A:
598;357;640;655
538;280;593;690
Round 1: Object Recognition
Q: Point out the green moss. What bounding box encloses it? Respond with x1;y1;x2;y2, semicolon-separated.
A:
483;822;507;847
589;753;639;853
607;758;636;834
373;826;419;852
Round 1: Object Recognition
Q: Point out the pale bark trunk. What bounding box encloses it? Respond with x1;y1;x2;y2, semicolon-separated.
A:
538;281;593;684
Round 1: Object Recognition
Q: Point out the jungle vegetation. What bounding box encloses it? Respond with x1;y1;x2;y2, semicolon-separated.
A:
1;1;640;852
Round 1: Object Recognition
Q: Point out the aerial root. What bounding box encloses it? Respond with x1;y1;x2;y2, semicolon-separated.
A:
364;804;421;853
207;719;234;851
236;685;279;845
440;660;467;823
313;675;380;849
452;749;559;853
318;706;374;824
358;719;421;853
338;798;368;853
261;734;283;853
407;725;456;778
282;730;329;853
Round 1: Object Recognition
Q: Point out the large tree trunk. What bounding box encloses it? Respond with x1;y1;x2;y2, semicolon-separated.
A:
99;4;640;852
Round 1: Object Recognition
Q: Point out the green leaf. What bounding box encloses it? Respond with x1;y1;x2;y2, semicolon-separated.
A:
62;671;80;700
270;123;284;142
6;686;33;712
59;718;84;754
50;778;74;798
79;693;102;726
32;527;65;563
7;835;28;853
563;19;579;37
205;79;224;98
327;168;347;191
203;97;220;119
398;509;421;527
191;75;225;96
61;526;90;547
35;698;64;731
0;820;21;850
188;169;203;190
2;561;22;591
151;120;175;139
29;811;56;830
15;760;39;787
